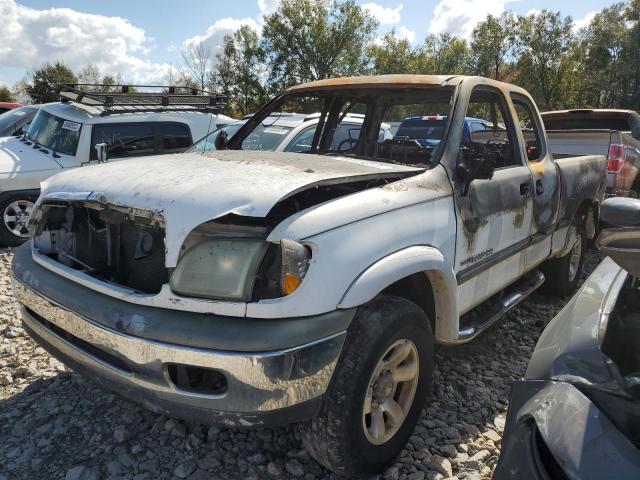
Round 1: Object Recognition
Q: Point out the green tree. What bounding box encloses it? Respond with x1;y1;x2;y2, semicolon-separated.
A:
261;0;378;90
214;25;267;116
0;85;15;102
25;62;78;103
367;31;419;74
624;0;640;107
514;11;576;110
416;34;472;75
578;4;627;107
471;12;517;80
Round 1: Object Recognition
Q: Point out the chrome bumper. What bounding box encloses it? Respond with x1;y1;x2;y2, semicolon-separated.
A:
12;277;346;426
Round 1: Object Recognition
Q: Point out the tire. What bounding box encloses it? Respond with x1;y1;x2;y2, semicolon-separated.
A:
300;295;434;478
0;194;36;247
541;222;587;298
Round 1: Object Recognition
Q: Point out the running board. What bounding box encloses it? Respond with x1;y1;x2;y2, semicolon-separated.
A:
456;270;545;343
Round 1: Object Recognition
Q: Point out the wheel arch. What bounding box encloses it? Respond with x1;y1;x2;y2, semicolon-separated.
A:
338;246;459;343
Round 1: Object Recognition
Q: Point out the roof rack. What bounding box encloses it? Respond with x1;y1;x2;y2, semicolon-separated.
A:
58;84;225;116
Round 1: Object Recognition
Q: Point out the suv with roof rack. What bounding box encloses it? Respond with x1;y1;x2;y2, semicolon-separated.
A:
0;84;232;246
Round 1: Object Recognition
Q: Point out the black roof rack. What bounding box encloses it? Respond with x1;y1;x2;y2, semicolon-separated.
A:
58;84;225;116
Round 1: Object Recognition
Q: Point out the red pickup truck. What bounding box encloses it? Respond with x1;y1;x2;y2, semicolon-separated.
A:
0;102;22;114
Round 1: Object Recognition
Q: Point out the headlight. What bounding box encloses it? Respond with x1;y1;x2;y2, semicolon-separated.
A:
170;231;311;301
170;239;269;301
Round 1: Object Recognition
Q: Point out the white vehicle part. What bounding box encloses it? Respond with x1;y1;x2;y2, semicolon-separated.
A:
40;150;424;267
0;136;64;174
247;195;455;319
338;246;459;344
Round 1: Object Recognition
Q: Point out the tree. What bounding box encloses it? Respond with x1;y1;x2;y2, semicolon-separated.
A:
182;42;213;91
214;25;267;116
368;31;420;74
514;11;576;110
0;86;14;102
416;34;472;75
25;62;78;104
261;0;378;90
624;0;640;107
471;12;517;80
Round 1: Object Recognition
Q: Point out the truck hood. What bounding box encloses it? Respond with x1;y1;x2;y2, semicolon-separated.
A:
0;136;64;174
40;150;424;265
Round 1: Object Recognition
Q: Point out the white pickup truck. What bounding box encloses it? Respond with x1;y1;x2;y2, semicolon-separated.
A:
11;75;607;477
0;85;232;246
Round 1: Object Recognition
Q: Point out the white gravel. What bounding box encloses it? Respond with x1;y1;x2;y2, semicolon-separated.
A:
0;247;602;480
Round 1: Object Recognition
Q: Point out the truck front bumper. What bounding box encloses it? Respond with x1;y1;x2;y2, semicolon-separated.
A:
11;245;352;427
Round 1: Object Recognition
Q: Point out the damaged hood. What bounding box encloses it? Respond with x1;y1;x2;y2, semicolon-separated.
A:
40;150;424;265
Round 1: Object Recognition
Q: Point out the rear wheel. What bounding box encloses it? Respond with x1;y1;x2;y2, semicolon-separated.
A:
541;222;586;297
0;195;35;247
300;295;434;478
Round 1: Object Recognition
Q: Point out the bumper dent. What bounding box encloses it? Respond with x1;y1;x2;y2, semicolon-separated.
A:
12;277;345;426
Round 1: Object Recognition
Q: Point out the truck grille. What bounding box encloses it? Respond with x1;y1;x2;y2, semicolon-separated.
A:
34;202;168;294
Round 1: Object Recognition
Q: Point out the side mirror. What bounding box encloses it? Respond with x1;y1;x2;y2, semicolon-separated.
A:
456;143;495;196
94;143;108;163
596;197;640;277
214;130;228;150
16;124;30;136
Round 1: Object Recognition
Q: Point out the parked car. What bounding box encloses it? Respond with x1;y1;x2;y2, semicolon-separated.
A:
494;196;640;479
394;115;506;147
0;101;22;114
187;112;392;153
11;75;607;477
0;84;228;246
0;104;40;137
542;109;640;198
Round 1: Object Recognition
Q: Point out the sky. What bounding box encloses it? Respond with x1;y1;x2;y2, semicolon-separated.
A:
0;0;617;87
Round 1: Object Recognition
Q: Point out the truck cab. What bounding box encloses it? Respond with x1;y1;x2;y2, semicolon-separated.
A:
11;75;607;478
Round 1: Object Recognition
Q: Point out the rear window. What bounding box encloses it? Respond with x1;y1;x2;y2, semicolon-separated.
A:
396;118;446;140
543;116;632;133
159;123;192;152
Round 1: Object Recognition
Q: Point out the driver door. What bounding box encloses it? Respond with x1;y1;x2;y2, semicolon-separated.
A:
454;87;535;314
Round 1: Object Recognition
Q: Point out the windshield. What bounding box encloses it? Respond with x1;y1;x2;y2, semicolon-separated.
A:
0;106;37;133
27;110;82;156
186;122;244;153
227;88;454;166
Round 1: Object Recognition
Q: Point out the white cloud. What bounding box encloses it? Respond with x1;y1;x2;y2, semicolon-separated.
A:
0;0;170;83
362;2;403;25
258;0;280;17
572;11;597;32
396;26;416;43
427;0;510;39
182;17;260;52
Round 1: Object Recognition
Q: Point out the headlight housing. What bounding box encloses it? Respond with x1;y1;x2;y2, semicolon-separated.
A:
170;239;269;301
170;224;311;301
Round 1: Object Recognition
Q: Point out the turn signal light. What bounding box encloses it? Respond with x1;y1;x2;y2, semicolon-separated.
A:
282;273;302;295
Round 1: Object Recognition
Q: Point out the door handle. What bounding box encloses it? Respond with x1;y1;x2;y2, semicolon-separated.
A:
536;180;544;195
520;183;530;196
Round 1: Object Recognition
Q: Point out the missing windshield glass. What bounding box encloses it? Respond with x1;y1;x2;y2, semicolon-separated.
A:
192;87;454;167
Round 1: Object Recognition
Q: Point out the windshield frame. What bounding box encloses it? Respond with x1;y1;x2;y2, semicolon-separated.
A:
226;86;457;167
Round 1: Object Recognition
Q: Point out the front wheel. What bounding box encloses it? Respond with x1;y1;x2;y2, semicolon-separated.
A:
0;195;35;247
300;295;434;478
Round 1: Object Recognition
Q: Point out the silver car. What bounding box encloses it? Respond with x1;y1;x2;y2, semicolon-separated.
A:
186;112;392;153
495;196;640;479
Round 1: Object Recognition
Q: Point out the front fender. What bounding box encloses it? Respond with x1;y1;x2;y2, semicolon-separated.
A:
338;246;459;343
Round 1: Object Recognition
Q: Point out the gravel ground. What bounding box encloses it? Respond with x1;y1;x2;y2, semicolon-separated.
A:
0;247;603;480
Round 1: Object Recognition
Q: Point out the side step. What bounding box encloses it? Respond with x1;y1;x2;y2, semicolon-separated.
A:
457;269;545;343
